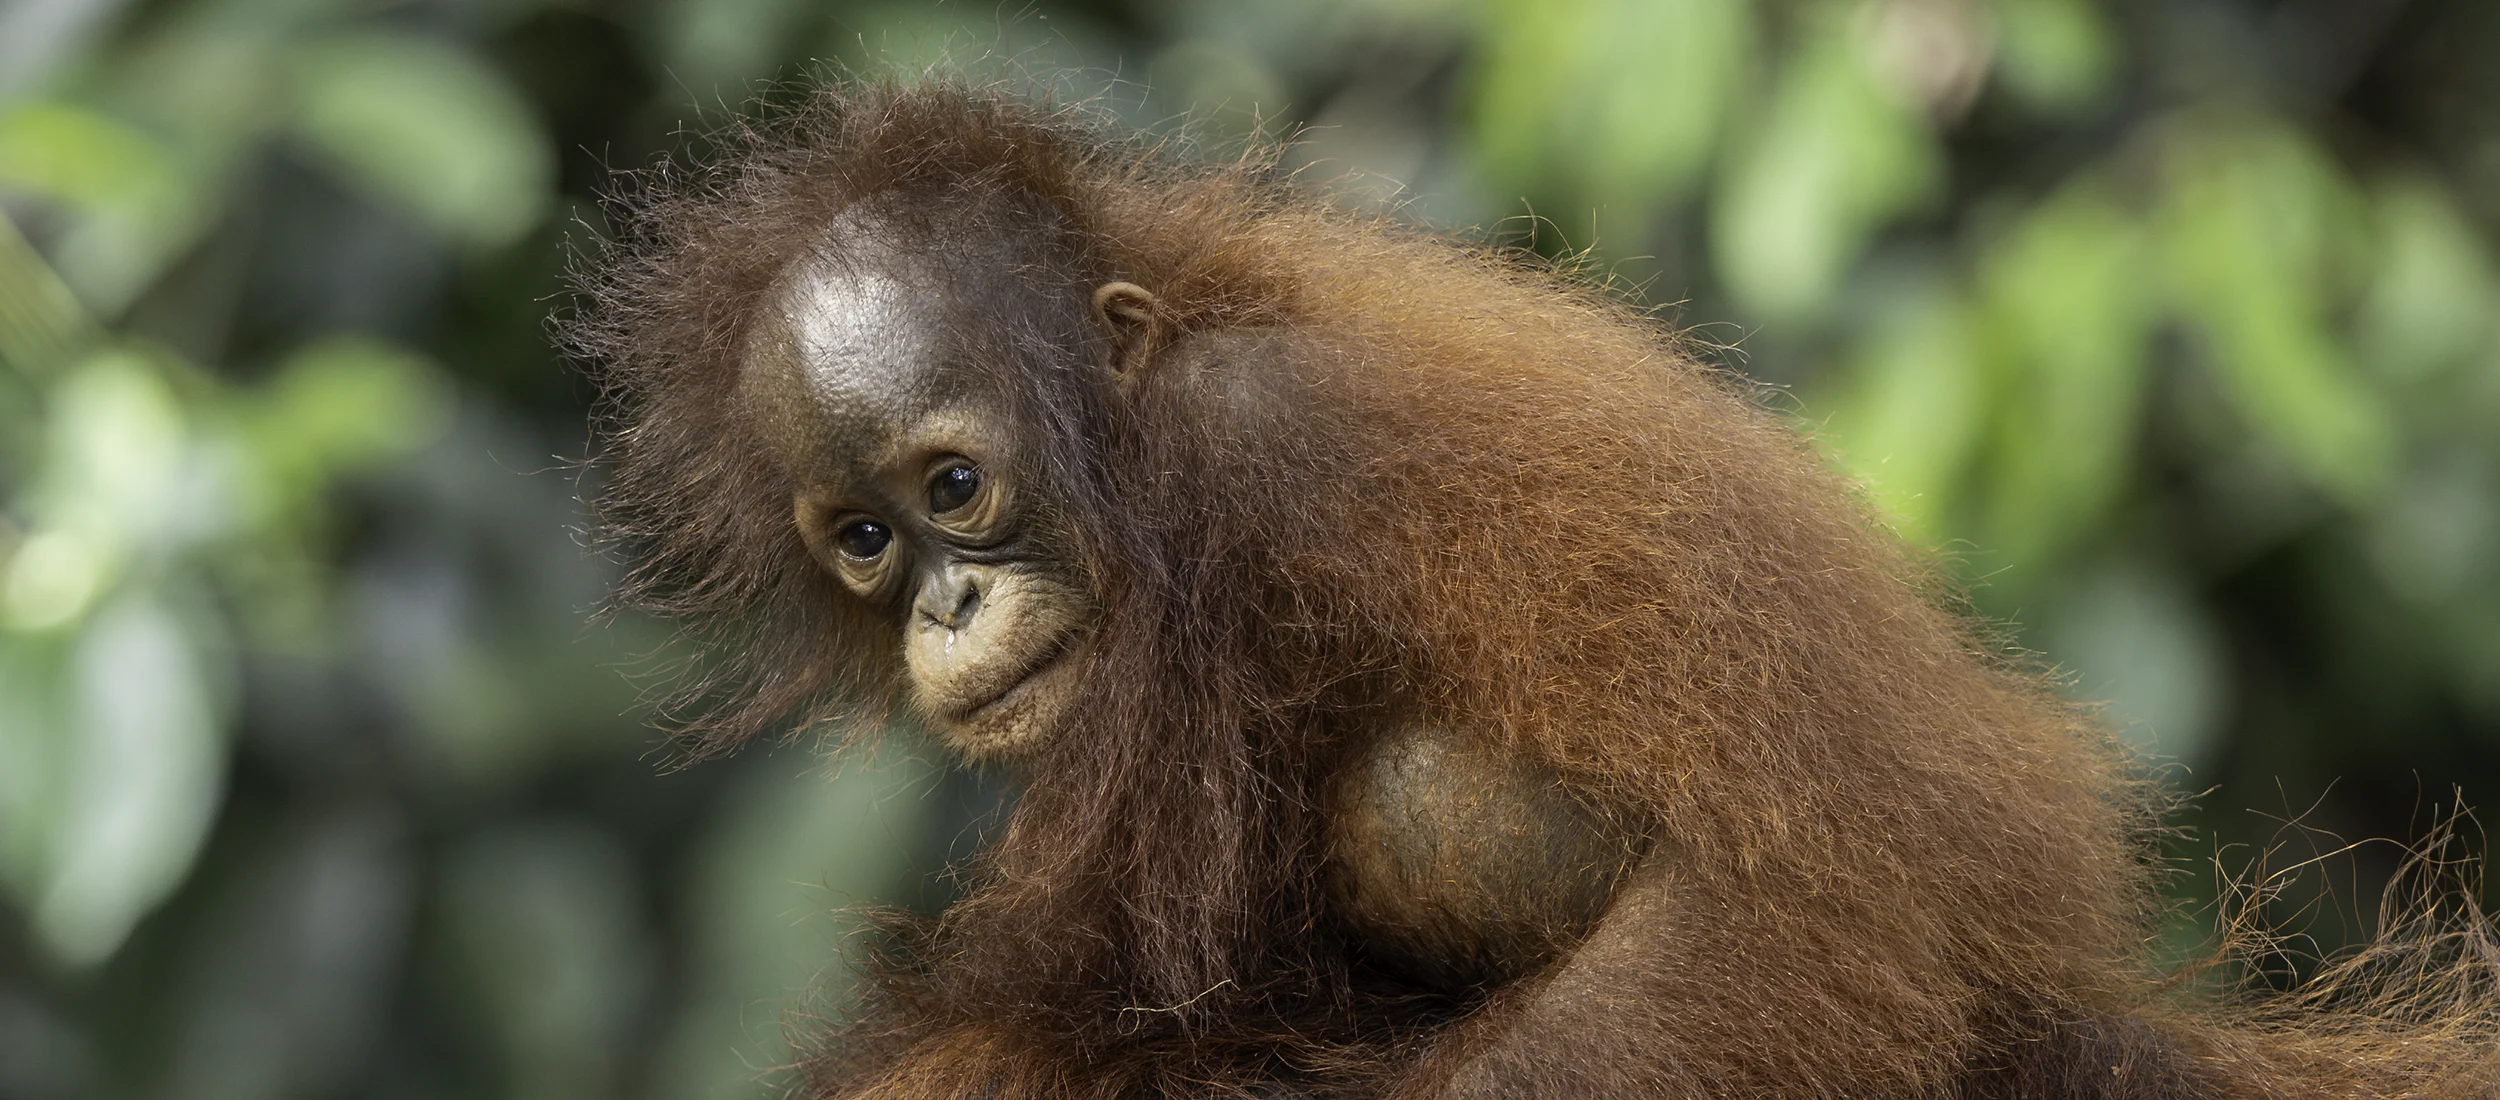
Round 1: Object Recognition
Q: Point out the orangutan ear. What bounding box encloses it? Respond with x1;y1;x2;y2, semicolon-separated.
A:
1091;281;1163;386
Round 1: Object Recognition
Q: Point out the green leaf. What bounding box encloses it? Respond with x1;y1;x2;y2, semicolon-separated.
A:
1976;182;2152;575
1472;0;1591;174
1817;285;1986;546
0;100;203;313
27;596;231;967
0;101;181;215
1589;0;1754;208
1472;0;1754;233
0;211;97;379
260;334;452;473
2356;178;2500;383
0;632;72;904
1712;20;1941;321
223;334;450;553
0;528;113;633
2160;120;2394;504
282;34;552;249
1989;0;2115;114
4;349;187;631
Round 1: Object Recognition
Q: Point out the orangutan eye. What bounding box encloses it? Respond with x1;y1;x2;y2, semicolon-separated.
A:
836;519;892;560
929;464;982;514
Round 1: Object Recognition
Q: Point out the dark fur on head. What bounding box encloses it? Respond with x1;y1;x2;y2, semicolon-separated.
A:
567;78;2500;1098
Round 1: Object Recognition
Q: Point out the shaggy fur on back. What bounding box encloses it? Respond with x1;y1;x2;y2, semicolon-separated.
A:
566;79;2500;1099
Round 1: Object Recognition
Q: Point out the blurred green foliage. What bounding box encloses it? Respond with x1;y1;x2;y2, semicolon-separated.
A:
1;0;2496;1097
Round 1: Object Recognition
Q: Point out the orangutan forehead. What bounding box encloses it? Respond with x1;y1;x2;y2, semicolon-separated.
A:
780;251;944;426
733;215;1040;489
731;240;935;478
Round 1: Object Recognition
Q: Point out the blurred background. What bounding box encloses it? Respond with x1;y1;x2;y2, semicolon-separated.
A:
1;0;2495;1095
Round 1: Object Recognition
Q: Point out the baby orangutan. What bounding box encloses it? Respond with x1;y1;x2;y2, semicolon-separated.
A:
570;81;2500;1099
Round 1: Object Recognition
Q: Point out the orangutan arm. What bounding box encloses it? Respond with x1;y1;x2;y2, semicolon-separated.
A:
1398;855;1971;1100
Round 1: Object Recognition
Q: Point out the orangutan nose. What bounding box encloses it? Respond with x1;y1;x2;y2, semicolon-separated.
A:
916;567;982;631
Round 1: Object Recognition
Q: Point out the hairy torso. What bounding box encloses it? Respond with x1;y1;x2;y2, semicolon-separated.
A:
1321;722;1650;991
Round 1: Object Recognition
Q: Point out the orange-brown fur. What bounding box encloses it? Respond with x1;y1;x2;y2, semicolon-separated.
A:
567;79;2500;1098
